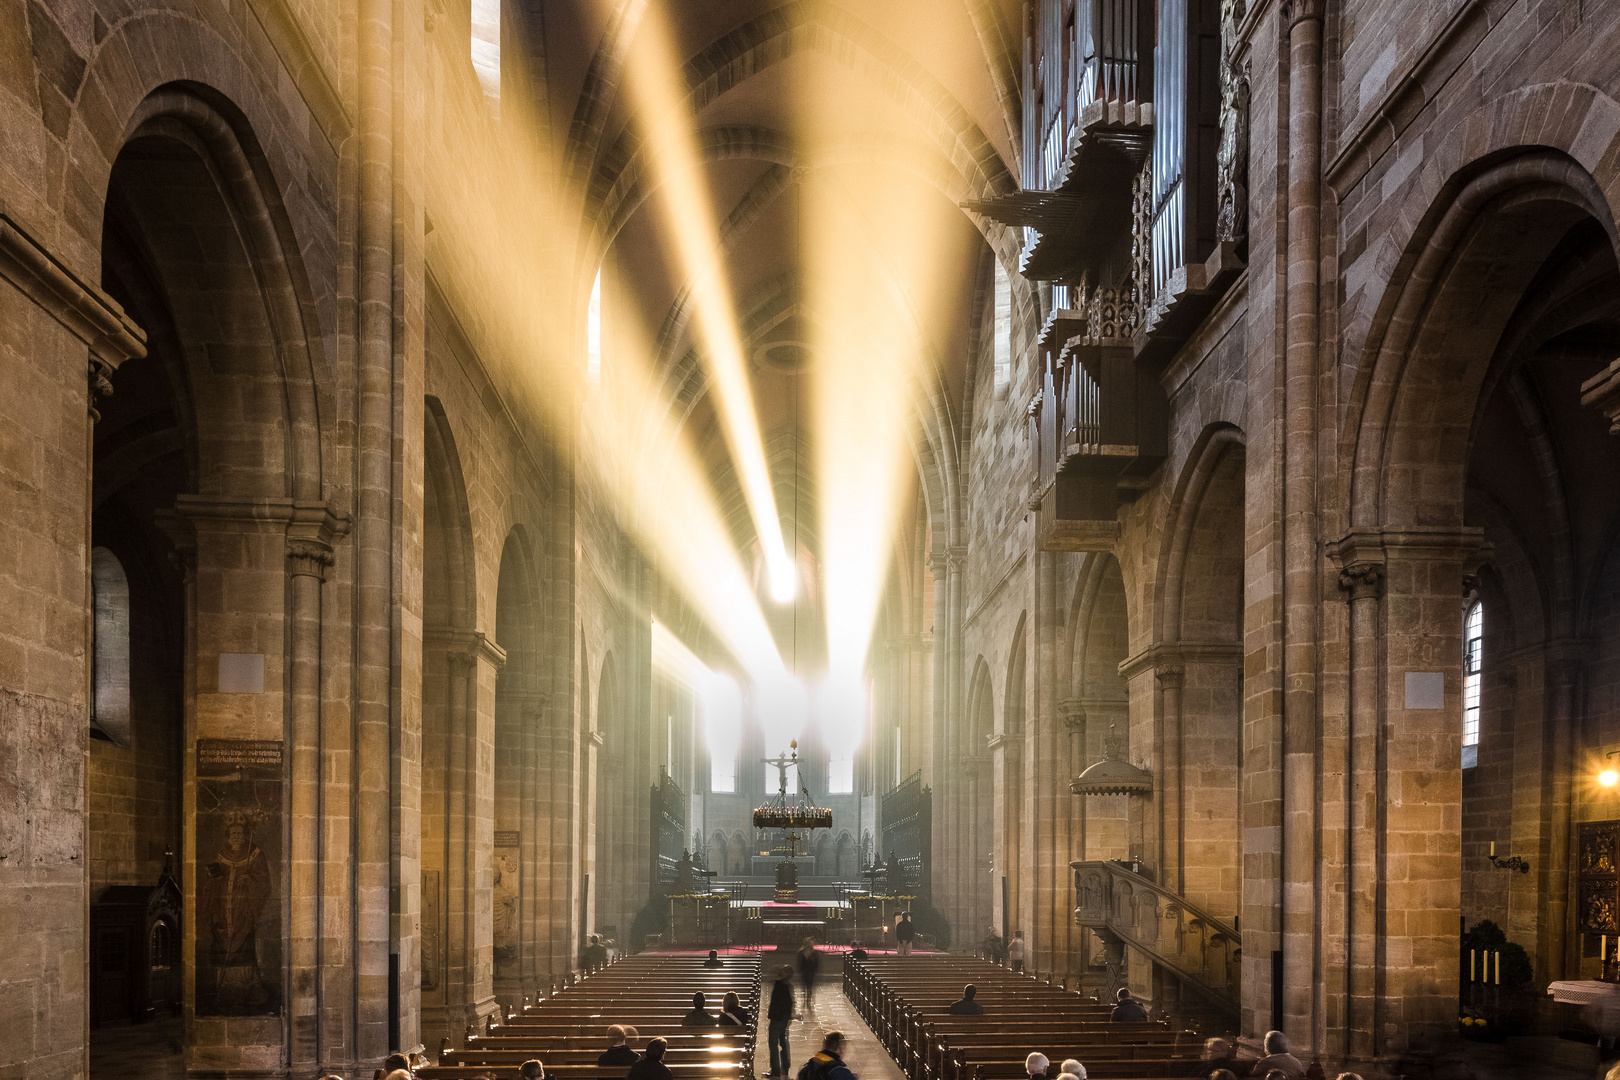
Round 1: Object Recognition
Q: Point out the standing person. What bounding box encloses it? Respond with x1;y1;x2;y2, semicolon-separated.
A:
895;911;915;956
799;1031;858;1080
628;1039;674;1080
581;934;608;970
1008;930;1026;973
767;964;796;1078
983;926;1005;964
798;938;822;1013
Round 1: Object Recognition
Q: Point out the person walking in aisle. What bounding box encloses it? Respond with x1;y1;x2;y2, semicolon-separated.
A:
1008;930;1025;973
767;964;795;1078
798;938;822;1013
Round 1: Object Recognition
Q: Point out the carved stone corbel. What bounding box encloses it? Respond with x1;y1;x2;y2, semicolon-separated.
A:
1337;562;1384;601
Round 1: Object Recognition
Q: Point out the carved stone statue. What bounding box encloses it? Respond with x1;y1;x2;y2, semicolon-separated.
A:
1217;0;1251;243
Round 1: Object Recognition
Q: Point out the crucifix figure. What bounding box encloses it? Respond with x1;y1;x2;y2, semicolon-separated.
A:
761;740;799;796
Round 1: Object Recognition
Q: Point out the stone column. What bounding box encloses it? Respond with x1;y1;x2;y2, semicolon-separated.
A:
1337;558;1383;1063
1281;0;1325;1049
1155;663;1186;896
1541;645;1583;981
286;510;343;1075
1059;698;1087;981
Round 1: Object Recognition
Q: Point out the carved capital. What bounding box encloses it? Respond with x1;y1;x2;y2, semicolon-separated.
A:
428;627;508;674
88;358;115;421
286;538;335;580
1154;665;1186;691
1058;698;1086;732
1281;0;1323;30
1338;562;1384;601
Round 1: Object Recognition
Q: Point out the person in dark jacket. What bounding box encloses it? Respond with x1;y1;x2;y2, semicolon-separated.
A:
718;991;751;1027
798;1031;857;1080
848;939;868;960
581;934;609;970
704;949;724;968
895;912;915;955
798;939;822;1013
947;984;983;1014
767;965;796;1077
598;1025;640;1067
1109;988;1148;1022
627;1038;674;1080
519;1061;545;1080
683;991;718;1025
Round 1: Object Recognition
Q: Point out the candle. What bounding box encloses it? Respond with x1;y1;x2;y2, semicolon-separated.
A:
1470;949;1476;980
1490;840;1496;856
1495;951;1500;985
1606;936;1610;963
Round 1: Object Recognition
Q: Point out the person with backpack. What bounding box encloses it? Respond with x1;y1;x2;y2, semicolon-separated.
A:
798;1031;857;1080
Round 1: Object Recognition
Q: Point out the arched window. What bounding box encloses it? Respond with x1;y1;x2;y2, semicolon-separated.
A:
993;261;1011;394
1462;601;1483;766
471;0;501;113
586;270;603;385
90;547;132;745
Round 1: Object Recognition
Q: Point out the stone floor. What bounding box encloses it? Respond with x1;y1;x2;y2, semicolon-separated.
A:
90;1013;184;1080
754;955;905;1080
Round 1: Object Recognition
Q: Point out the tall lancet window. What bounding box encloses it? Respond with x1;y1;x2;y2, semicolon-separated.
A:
1462;601;1483;767
471;0;501;113
993;261;1011;393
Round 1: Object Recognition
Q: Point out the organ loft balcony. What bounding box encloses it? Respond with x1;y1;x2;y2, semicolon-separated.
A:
1027;292;1167;553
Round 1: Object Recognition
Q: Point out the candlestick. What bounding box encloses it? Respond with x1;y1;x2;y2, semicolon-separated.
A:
1494;950;1500;985
1490;840;1495;856
1470;948;1476;981
1606;935;1609;963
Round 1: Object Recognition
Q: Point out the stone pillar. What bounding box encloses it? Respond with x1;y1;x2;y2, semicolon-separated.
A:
286;510;343;1075
1155;663;1186;896
1281;0;1325;1049
1059;698;1087;980
1337;559;1383;1063
1541;646;1583;982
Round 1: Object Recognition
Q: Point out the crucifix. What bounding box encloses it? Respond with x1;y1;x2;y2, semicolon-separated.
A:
761;739;800;796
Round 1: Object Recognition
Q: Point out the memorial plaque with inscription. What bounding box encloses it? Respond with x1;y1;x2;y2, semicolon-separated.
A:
195;739;284;1016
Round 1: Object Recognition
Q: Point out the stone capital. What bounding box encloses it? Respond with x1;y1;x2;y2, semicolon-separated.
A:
1281;0;1323;30
88;358;115;422
286;539;335;580
1154;665;1186;690
285;503;350;581
1057;699;1087;732
1337;561;1384;601
428;627;508;673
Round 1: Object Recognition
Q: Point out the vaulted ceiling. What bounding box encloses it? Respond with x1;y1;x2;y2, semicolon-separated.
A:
539;0;1024;553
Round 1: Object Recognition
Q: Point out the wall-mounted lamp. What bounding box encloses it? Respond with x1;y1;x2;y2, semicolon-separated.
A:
1486;839;1530;874
1602;750;1620;788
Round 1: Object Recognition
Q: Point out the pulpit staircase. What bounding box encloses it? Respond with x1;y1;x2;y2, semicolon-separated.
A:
1071;859;1241;1032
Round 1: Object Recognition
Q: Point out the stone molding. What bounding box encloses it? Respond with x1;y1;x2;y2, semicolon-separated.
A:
985;730;1022;752
0;212;146;368
1154;665;1186;690
1581;358;1620;435
1058;699;1086;732
1328;525;1488;570
244;0;353;149
426;627;509;673
1117;640;1239;681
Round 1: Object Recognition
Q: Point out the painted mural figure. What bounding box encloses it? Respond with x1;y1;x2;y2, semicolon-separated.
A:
202;811;271;1010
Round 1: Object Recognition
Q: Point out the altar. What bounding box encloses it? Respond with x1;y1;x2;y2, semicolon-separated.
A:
751;853;815;877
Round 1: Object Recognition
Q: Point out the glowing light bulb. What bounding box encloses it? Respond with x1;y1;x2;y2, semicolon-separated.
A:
1601;769;1618;788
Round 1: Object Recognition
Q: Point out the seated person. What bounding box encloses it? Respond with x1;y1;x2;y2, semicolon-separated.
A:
948;984;984;1014
1109;987;1148;1022
1188;1038;1250;1077
718;991;751;1027
628;1038;674;1080
848;939;869;961
682;991;718;1025
1252;1032;1304;1079
599;1024;640;1066
704;949;724;968
1058;1059;1086;1080
519;1062;545;1080
1026;1052;1050;1080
